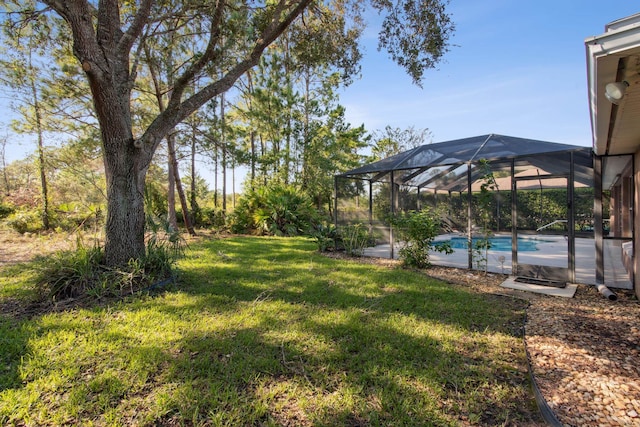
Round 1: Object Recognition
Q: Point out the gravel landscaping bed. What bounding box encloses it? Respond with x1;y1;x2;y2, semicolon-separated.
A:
424;265;640;427
525;286;640;426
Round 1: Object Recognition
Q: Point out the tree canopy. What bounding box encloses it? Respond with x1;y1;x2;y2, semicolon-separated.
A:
0;0;454;265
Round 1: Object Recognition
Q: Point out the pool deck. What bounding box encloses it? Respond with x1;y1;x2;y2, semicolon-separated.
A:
363;233;632;289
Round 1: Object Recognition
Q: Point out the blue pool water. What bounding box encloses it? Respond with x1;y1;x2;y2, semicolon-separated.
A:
436;236;547;252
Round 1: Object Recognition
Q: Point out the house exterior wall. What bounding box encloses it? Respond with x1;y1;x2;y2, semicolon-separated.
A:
610;185;619;236
623;176;633;237
635;149;640;299
586;12;640;295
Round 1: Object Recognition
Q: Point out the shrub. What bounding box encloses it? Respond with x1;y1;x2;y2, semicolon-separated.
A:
199;206;227;229
340;223;373;256
35;224;183;301
474;160;497;274
144;180;168;218
52;203;104;233
228;183;319;236
312;223;343;252
312;223;374;256
35;243;105;300
473;238;492;271
0;202;15;219
145;214;186;260
390;210;452;269
5;209;43;234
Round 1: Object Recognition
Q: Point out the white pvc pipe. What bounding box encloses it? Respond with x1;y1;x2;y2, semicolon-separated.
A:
596;284;618;301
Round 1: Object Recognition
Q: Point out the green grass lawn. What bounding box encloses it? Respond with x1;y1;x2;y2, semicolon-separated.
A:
0;236;541;426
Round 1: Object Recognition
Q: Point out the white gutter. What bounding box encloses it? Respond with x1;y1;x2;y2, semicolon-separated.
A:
585;13;640;155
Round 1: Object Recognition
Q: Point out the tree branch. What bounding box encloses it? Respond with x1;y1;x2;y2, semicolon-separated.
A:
117;0;153;57
136;0;313;160
167;0;227;110
40;0;66;12
96;0;122;53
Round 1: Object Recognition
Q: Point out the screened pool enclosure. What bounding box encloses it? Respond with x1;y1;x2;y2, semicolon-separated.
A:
334;134;622;287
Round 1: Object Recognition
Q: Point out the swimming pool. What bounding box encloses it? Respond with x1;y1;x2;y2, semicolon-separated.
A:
435;236;549;252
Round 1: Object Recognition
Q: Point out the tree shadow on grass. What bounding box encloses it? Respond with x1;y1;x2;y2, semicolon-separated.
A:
0;236;542;425
176;238;527;337
130;298;539;426
0;317;31;392
150;320;459;425
142;238;539;424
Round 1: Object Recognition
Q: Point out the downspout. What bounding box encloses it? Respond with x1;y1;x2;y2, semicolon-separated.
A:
596;283;618;301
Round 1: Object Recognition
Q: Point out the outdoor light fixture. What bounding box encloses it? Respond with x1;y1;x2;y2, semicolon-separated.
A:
605;81;629;105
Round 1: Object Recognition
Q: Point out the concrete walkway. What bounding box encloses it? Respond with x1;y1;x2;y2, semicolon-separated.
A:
363;234;632;289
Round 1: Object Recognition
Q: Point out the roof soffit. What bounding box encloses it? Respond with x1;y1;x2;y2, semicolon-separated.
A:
586;14;640;155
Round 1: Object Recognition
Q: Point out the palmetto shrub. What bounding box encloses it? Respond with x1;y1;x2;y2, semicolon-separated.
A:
229;183;320;236
312;223;342;252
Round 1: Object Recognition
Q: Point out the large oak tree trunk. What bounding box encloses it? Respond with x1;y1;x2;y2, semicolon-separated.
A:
90;72;149;266
103;137;148;266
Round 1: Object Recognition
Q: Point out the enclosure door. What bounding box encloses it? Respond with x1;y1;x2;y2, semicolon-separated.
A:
513;175;570;284
598;155;634;289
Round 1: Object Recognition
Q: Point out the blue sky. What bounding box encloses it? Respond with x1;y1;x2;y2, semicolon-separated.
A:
339;1;639;148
